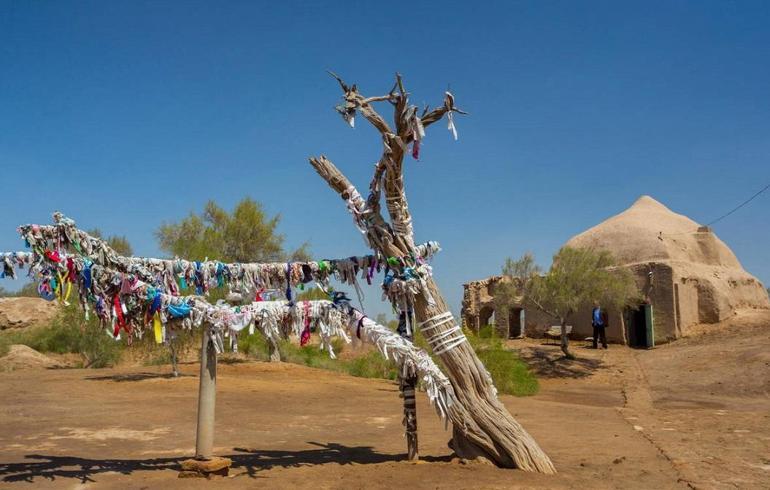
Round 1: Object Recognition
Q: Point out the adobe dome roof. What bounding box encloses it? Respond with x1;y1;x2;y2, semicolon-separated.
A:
565;195;743;269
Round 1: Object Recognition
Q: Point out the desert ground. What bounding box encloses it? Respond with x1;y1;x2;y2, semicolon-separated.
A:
0;309;768;489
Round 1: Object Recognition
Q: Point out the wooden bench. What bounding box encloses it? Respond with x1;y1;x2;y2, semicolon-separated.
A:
544;325;572;345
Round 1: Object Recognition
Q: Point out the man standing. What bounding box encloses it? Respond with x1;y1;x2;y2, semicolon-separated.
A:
591;301;608;349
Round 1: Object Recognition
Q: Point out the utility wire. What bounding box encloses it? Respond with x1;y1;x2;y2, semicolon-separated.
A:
705;182;770;227
659;182;769;239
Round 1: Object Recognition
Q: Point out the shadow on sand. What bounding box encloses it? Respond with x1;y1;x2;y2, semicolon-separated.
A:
0;443;451;483
517;345;606;379
84;372;193;382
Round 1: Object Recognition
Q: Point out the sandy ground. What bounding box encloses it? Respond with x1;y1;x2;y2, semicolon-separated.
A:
0;310;768;489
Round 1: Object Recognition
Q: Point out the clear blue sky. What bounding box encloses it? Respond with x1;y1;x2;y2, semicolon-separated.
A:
1;1;768;318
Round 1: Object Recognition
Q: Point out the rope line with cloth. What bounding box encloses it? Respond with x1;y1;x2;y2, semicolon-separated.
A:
0;247;457;421
14;213;441;310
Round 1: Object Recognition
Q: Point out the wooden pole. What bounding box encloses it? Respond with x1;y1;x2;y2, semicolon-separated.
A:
398;312;419;461
195;331;216;460
401;376;418;460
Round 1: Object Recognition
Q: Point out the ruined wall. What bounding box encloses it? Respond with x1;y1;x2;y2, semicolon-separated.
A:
461;276;503;332
462;262;680;344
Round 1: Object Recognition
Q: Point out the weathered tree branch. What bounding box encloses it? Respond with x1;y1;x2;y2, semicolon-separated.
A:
309;156;402;259
327;72;394;136
311;74;555;473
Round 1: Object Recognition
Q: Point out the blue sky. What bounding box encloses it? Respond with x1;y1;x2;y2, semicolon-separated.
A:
1;1;768;317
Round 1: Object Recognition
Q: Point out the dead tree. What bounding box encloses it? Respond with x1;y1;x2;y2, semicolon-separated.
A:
310;73;556;472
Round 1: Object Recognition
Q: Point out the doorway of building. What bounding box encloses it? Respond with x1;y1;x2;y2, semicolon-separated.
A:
508;308;524;338
625;304;654;348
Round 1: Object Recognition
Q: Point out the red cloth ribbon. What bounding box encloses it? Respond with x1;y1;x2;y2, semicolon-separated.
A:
45;250;62;263
300;300;311;346
113;295;126;338
66;257;77;282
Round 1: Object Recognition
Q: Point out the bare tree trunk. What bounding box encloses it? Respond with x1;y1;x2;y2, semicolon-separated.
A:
268;341;281;362
310;154;555;473
310;73;554;472
417;278;554;471
560;318;575;360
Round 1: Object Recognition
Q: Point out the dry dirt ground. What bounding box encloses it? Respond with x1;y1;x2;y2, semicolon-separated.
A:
0;309;768;489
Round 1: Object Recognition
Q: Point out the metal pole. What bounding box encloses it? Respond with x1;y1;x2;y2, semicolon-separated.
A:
195;330;216;460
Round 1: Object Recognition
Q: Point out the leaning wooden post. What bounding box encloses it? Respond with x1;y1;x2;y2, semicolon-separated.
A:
398;312;419;461
309;72;556;473
195;330;216;460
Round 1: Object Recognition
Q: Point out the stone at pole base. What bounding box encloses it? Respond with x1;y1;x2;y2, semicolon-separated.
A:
178;457;232;478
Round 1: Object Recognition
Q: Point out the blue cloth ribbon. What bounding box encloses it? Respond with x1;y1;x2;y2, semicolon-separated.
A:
168;302;191;318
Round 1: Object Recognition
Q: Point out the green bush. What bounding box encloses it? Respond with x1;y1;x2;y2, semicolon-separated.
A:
236;330;271;361
345;349;399;380
4;302;125;368
233;329;400;381
477;324;498;339
278;337;346;371
476;348;539;396
466;326;539;396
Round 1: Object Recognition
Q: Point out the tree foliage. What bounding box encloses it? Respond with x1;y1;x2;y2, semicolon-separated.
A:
155;198;309;263
296;286;331;301
87;228;134;256
499;247;641;359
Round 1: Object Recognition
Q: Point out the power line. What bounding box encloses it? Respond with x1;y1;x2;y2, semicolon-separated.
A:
705;182;770;226
659;182;769;239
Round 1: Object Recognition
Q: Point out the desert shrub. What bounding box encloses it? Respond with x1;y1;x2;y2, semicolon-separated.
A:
477;324;497;339
278;337;347;372
236;330;272;361
135;325;199;369
17;302;124;368
466;327;539;396
345;349;399;380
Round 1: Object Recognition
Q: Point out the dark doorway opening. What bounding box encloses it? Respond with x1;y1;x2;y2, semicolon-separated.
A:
625;304;654;348
508;308;523;338
478;306;494;332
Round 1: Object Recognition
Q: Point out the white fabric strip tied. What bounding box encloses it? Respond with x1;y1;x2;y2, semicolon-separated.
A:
445;91;459;141
344;186;370;247
385;194;415;239
418;311;455;332
414;241;441;260
349;309;456;425
418;311;467;355
418;311;497;397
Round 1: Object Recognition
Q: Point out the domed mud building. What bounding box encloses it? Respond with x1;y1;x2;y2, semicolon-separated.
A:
461;196;769;346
